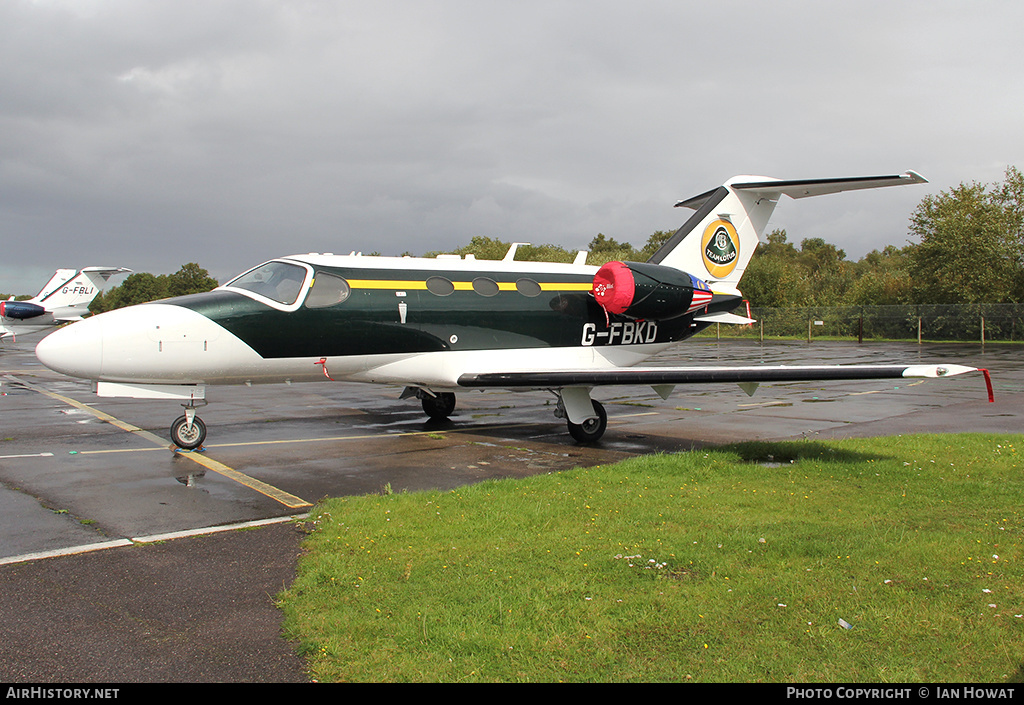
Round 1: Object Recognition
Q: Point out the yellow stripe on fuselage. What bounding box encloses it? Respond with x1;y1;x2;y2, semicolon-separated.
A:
347;280;428;290
346;279;593;292
539;282;592;291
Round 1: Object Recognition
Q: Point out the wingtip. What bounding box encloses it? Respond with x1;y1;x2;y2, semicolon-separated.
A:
903;364;976;378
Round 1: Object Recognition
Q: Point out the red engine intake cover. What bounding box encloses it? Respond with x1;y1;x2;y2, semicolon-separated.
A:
592;260;636;315
592;260;712;321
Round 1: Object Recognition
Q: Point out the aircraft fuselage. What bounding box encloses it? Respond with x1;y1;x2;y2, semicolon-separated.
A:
36;253;735;391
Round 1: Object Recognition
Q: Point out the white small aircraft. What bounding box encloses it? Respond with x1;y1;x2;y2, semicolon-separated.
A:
35;173;987;449
2;267;130;340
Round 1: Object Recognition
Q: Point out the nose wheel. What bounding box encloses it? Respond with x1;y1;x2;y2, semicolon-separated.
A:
171;415;207;449
170;402;207;450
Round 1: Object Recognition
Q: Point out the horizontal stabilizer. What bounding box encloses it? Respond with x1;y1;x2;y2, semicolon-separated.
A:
674;172;928;209
729;172;928;200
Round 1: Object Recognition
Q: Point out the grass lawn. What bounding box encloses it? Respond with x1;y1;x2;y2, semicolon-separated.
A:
278;433;1023;683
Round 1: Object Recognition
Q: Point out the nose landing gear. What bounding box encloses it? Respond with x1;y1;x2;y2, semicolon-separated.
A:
170;400;207;450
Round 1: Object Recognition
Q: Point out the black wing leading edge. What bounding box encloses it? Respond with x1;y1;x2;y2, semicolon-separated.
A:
458;363;983;391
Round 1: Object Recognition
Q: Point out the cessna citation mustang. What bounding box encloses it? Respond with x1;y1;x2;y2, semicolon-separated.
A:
36;172;985;449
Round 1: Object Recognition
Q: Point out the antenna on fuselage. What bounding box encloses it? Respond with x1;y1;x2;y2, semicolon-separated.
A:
503;243;531;261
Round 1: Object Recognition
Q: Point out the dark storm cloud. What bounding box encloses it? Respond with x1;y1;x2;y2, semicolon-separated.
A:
2;1;1022;295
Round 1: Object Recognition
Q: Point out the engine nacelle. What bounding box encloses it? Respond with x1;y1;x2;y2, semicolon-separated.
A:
592;261;712;320
0;300;46;320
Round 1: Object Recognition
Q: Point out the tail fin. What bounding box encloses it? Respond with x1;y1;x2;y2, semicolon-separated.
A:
31;269;79;303
30;267;131;317
647;172;927;294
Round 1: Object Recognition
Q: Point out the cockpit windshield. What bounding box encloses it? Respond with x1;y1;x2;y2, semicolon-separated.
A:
226;261;309;305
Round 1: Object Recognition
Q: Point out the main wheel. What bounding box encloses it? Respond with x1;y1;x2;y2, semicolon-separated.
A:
566;399;607;443
421;392;456;420
170;414;207;450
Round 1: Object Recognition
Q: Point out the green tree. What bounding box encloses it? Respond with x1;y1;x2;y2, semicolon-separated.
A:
739;230;811;307
89;263;219;313
798;237;853;305
740;255;812;307
845;246;913;306
638;230;676;261
758;228;801;261
907;167;1024;304
99;273;169;311
994;165;1024;301
166;262;219;297
425;236;577;263
514;243;577;263
585;233;638;266
425;236;513;261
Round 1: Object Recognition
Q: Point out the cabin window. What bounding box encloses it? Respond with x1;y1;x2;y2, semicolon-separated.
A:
426;276;455;296
227;261;308;305
472;277;499;297
306;272;351;308
516;278;542;297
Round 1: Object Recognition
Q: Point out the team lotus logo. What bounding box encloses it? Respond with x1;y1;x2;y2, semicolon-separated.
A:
701;219;740;278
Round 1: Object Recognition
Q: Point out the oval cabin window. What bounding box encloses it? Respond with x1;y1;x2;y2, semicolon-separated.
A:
426;276;455;296
516;278;542;297
472;277;499;297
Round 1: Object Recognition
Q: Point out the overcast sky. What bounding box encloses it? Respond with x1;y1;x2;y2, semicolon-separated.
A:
3;1;1022;295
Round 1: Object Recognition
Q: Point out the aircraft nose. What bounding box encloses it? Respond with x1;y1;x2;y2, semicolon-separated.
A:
36;316;104;379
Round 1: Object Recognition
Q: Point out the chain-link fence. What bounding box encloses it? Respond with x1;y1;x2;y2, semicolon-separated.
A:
706;303;1024;342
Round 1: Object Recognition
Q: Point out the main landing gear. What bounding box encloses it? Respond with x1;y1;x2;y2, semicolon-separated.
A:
406;387;608;443
564;399;607;444
170;401;207;450
552;391;608;443
420;391;457;420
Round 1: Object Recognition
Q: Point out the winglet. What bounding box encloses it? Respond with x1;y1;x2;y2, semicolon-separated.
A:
980;368;995;402
901;364;993;402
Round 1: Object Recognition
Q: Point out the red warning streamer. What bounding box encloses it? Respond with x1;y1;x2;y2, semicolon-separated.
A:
316;357;335;381
979;368;994;402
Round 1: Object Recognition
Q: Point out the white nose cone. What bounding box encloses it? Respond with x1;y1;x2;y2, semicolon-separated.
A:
36;302;255;386
36;316;104;379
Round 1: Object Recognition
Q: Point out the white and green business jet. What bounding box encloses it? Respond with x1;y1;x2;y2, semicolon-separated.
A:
36;172;984;449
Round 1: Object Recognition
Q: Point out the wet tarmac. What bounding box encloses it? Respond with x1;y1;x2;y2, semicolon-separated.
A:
1;337;1021;682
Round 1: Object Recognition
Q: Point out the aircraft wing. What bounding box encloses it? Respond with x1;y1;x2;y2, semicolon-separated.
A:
458;363;983;390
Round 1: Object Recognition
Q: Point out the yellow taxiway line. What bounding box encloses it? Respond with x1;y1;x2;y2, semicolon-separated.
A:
4;375;311;509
